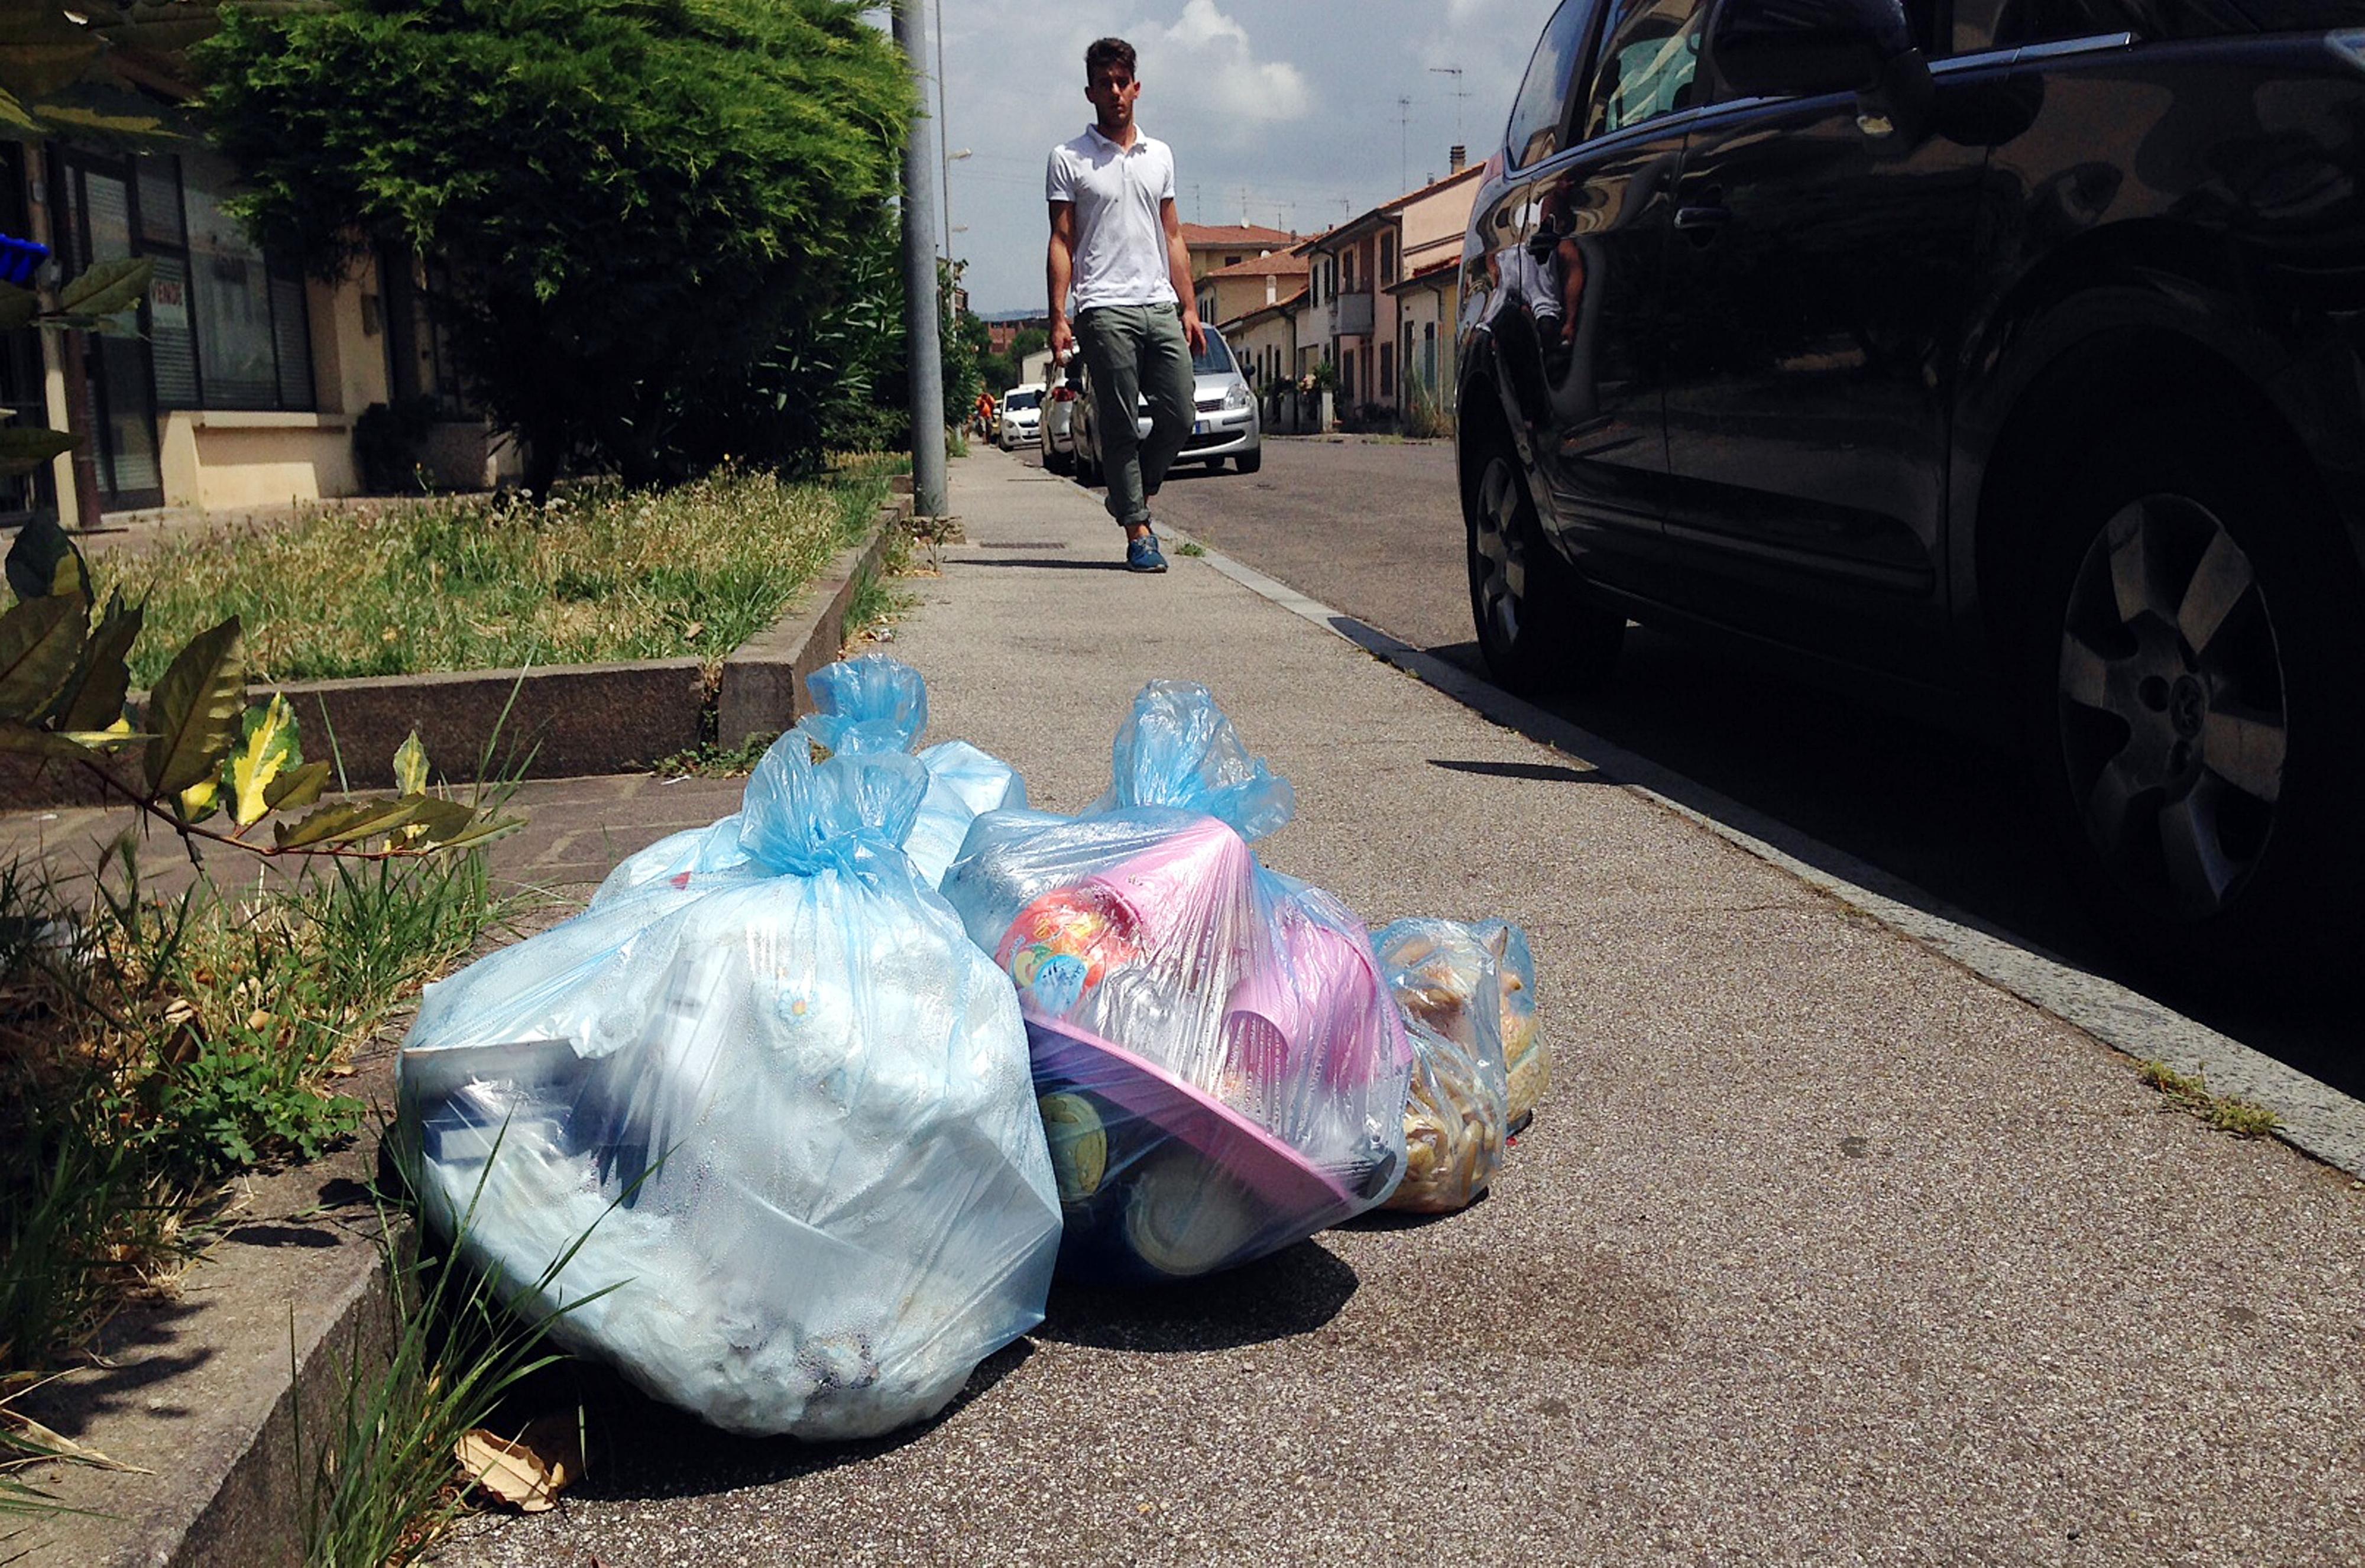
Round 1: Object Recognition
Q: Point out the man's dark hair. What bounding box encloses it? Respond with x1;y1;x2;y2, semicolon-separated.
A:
1084;37;1136;82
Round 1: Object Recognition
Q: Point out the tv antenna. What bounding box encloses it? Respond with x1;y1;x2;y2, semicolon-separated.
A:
1429;66;1470;142
1397;95;1414;193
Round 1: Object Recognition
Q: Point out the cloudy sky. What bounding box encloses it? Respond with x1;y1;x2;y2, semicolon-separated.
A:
903;1;1552;315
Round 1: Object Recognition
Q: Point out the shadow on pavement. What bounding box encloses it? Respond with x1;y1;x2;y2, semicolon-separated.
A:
1034;1240;1358;1353
954;557;1133;572
511;1338;1039;1503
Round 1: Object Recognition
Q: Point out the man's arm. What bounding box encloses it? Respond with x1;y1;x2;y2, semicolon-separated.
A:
1160;197;1205;355
1047;201;1078;360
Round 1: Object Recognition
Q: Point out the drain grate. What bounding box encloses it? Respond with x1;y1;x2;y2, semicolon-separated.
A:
976;540;1070;549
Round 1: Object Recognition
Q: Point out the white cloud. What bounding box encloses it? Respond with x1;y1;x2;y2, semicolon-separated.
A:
1147;1;1312;128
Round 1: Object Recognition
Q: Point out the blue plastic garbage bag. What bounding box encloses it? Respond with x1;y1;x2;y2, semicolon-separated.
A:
941;682;1413;1285
396;726;1060;1439
595;656;1025;903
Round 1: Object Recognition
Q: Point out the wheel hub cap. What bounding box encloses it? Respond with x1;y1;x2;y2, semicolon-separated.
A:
2055;494;2286;920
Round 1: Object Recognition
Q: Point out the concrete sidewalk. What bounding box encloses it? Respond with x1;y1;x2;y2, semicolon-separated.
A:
404;446;2365;1565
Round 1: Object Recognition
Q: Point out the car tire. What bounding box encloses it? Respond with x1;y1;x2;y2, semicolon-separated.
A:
1236;448;1262;475
2021;414;2365;990
1465;440;1623;695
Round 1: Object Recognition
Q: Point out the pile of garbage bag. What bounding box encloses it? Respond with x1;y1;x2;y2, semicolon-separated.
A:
397;675;1057;1439
942;682;1415;1283
397;656;1547;1437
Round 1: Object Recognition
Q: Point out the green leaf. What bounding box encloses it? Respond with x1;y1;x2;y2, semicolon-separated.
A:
227;692;302;825
0;8;106;103
5;511;87;600
52;589;140;733
418;813;525;853
263;758;331;812
57;256;151;319
177;774;220;824
271;796;422;851
0;592;86;721
0;424;74;478
142;617;245;798
391;730;427;796
392;795;475;845
0;719;94;762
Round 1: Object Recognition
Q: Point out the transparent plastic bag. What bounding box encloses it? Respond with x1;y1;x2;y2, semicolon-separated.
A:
1372;919;1512;1214
1476;919;1547;1129
397;718;1060;1440
943;682;1412;1284
594;656;1024;904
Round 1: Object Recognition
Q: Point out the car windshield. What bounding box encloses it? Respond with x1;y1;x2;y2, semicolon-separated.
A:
1192;331;1236;375
1005;389;1041;410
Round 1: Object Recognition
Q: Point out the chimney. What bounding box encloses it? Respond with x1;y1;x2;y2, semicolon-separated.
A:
1449;144;1467;173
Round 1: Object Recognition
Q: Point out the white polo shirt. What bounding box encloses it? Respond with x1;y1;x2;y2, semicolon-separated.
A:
1045;123;1179;315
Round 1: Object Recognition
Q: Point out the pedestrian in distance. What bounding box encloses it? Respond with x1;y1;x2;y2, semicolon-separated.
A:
1045;35;1204;574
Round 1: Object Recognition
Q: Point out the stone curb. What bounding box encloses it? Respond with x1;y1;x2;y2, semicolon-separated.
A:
270;501;906;788
1161;522;2365;1183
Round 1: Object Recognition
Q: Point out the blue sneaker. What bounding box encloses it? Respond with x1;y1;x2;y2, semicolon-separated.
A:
1126;531;1169;574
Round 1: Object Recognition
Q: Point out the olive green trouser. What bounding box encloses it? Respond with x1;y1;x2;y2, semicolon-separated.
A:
1077;302;1194;529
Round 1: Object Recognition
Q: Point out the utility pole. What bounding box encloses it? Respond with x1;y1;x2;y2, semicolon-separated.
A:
893;0;947;518
1397;96;1412;193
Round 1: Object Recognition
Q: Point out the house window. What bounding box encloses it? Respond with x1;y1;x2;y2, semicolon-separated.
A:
1224;253;1242;267
1423;319;1437;384
1381;232;1397;284
180;148;312;412
1379;342;1394;399
1342;250;1356;293
1342;348;1356;399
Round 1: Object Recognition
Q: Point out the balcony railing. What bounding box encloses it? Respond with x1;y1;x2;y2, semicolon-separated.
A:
1327;291;1374;338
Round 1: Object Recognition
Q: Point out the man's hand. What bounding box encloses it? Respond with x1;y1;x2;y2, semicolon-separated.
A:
1050;315;1075;361
1181;308;1206;357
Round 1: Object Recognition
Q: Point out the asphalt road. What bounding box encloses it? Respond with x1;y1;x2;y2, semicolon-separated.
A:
1034;433;2361;1102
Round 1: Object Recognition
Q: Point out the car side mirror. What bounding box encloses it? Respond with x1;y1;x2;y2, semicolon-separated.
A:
1710;0;1933;140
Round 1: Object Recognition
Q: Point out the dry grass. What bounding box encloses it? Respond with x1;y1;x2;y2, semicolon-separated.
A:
103;468;887;687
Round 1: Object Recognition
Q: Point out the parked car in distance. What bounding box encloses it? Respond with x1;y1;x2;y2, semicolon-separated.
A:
1038;358;1082;474
996;385;1041;451
1071;323;1261;484
1459;0;2365;990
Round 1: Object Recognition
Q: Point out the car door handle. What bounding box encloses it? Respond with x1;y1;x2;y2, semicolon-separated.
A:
1673;204;1732;230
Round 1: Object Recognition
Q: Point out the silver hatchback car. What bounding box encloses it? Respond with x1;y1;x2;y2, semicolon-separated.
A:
1073;323;1262;484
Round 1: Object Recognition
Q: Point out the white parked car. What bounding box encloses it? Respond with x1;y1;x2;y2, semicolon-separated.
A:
995;386;1041;451
1038;359;1081;474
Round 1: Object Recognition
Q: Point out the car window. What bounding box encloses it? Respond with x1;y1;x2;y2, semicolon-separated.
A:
1952;0;2139;47
1583;0;1708;140
1504;0;1604;169
1192;329;1236;375
1005;389;1041;410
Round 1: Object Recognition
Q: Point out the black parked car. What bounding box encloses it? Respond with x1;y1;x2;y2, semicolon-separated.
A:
1460;0;2365;980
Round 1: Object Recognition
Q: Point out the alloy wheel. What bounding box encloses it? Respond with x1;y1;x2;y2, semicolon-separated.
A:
2055;493;2288;919
1472;455;1531;655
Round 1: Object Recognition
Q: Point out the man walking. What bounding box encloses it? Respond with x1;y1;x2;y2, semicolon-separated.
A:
1046;35;1203;574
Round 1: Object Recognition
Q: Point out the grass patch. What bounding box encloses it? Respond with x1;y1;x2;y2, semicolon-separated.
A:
101;469;889;688
1175;541;1207;558
653;732;778;780
2137;1059;2281;1138
299;1151;597;1568
0;845;526;1375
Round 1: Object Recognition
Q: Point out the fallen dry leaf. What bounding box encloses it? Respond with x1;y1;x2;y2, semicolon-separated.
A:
455;1416;582;1513
1;1409;149;1475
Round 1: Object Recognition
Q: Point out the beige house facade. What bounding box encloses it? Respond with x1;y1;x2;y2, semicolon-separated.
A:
0;135;511;529
1298;158;1482;419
